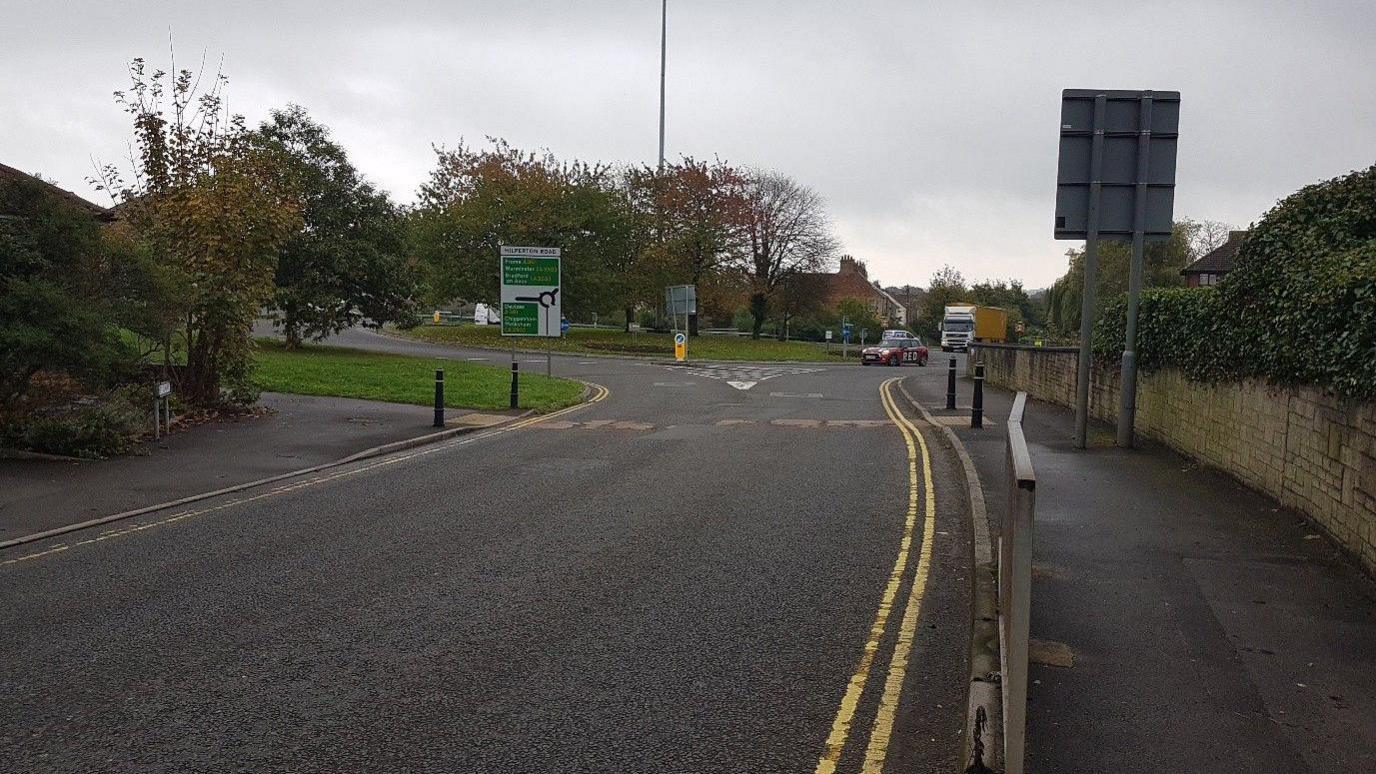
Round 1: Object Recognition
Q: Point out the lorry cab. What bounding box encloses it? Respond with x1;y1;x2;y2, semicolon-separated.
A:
940;306;976;351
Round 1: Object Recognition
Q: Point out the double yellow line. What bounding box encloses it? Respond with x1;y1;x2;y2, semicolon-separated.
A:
1;382;610;568
815;377;937;773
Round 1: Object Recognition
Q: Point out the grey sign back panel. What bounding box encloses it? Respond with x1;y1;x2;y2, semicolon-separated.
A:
665;284;697;315
1055;90;1180;240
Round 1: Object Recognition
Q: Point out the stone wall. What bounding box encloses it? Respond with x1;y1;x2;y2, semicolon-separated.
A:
969;343;1376;576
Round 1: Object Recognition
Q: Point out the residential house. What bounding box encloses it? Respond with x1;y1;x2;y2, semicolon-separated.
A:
1181;230;1246;287
0;162;113;221
802;256;908;326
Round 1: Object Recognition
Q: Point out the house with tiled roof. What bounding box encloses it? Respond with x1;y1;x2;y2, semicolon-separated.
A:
0;162;114;222
800;256;908;326
1181;230;1246;287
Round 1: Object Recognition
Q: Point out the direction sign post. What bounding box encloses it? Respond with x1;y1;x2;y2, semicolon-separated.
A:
1055;89;1179;450
501;246;562;338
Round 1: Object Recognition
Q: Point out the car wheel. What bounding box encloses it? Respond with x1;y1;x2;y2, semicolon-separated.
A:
888;355;900;367
918;356;927;367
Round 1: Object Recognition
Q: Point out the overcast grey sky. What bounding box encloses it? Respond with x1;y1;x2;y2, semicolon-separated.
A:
4;0;1373;287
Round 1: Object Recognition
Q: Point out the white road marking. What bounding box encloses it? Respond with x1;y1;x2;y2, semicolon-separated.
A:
654;382;697;387
769;392;824;398
466;357;489;361
727;381;757;390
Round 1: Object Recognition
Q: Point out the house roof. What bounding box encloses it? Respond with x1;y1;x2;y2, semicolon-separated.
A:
0;162;113;220
1182;230;1247;275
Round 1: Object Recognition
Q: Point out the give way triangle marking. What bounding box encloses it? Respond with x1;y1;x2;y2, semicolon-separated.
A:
727;381;757;391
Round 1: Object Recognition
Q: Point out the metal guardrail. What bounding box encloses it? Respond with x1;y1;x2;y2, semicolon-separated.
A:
1000;392;1037;774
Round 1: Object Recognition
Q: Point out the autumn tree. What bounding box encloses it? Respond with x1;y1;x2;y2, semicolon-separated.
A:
97;58;301;405
410;139;636;322
738;170;837;338
256;105;417;347
625;157;746;334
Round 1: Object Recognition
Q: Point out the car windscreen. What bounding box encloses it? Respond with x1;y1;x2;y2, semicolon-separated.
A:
879;338;905;348
943;319;974;332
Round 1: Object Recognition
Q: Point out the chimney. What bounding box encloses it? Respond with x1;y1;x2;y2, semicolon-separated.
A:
838;256;866;278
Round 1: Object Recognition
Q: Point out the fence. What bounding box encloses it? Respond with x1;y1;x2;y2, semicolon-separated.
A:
1000;392;1037;774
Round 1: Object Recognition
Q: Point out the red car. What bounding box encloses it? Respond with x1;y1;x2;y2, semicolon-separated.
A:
861;335;929;366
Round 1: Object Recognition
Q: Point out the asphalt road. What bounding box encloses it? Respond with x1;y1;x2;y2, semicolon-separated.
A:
1;331;973;773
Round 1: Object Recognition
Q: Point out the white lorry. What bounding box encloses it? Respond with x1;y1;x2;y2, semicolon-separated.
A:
939;305;1008;351
473;303;501;325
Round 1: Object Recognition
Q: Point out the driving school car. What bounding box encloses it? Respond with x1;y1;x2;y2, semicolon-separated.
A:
861;335;929;366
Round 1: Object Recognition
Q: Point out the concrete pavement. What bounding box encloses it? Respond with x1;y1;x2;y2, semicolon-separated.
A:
1;344;975;772
907;361;1376;773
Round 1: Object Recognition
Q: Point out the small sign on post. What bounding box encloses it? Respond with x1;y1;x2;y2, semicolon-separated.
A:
674;332;687;362
153;381;172;440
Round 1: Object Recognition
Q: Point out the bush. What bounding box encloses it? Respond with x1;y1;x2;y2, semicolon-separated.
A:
1093;164;1376;399
1093;287;1222;373
1;385;149;458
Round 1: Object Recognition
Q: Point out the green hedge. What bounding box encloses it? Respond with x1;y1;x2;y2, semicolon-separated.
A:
1094;164;1376;400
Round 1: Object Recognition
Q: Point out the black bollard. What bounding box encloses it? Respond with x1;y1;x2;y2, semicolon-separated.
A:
946;357;957;410
972;364;985;429
433;368;445;427
510;361;520;410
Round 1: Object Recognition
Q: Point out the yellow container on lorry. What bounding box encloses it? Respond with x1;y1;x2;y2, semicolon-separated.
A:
973;306;1008;343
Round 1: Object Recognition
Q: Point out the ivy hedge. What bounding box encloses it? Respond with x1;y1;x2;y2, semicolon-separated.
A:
1093;164;1376;400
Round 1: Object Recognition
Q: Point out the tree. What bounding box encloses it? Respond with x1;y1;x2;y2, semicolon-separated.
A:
738;170;837;338
0;176;136;407
1180;217;1236;261
969;278;1037;339
410;139;636;323
96;58;301;405
625;157;746;334
256;105;418;348
1042;221;1194;334
918;265;967;339
833;297;882;344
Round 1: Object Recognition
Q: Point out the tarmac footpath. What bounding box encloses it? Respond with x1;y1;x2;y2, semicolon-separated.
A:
0;392;517;541
904;371;1376;774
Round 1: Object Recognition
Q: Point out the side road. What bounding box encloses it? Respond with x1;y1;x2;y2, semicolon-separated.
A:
0;392;513;541
905;372;1376;773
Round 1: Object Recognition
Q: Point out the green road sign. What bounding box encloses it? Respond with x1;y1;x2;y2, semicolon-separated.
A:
501;302;539;335
502;258;559;287
500;246;562;337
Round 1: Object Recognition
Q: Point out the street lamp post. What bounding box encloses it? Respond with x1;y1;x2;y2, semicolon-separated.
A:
658;0;667;170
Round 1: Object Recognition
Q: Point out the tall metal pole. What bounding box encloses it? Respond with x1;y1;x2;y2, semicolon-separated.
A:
1117;94;1154;448
1073;94;1107;450
657;0;667;170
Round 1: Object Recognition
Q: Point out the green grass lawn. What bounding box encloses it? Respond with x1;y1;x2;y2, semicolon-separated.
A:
253;340;586;412
397;323;863;362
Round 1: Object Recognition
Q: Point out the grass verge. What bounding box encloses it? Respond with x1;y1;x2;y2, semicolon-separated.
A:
397;323;864;362
253;340;586;412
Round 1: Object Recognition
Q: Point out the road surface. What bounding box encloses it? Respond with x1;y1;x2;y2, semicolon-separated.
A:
1;330;973;773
